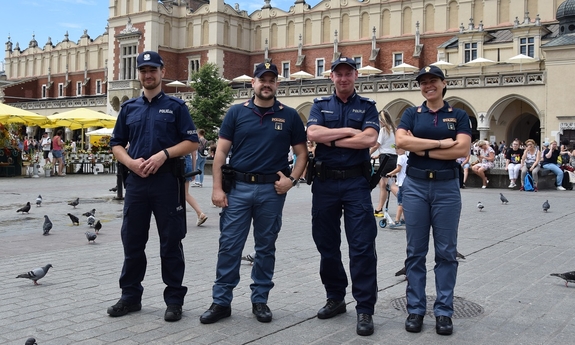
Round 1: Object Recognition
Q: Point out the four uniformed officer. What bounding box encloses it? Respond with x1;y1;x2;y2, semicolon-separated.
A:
395;65;471;335
108;50;198;322
307;57;380;336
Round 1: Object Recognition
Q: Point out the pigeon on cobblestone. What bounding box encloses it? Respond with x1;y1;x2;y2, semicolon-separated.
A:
16;264;52;285
67;213;79;226
499;193;509;204
477;201;484;211
85;231;97;243
395;251;466;278
543;200;550;212
43;215;52;235
87;215;95;227
550;271;575;287
36;195;42;207
242;252;256;264
94;220;102;234
17;202;31;214
82;209;96;217
68;198;79;208
25;337;37;345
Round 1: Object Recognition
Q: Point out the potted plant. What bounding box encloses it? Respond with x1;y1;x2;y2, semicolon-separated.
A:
43;162;53;177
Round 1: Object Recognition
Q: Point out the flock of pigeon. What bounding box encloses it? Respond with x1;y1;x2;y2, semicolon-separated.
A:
476;193;551;213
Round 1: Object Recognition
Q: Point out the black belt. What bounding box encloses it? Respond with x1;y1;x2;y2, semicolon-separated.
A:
320;166;365;180
406;166;459;181
234;171;279;184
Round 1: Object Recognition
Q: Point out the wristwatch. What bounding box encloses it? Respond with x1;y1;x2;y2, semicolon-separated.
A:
288;176;298;186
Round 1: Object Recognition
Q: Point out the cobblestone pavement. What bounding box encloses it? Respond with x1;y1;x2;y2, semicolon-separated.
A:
1;173;574;344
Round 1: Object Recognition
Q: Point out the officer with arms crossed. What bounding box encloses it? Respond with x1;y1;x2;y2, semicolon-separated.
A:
200;62;307;324
307;57;380;336
395;65;471;335
108;51;198;322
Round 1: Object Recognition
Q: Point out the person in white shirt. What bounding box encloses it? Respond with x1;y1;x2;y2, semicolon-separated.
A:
369;110;397;217
386;147;407;228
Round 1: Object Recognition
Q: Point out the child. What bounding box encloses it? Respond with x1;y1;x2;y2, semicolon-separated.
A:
386;147;407;228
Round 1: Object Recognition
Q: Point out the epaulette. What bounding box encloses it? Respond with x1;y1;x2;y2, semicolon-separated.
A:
358;95;376;104
313;96;331;103
122;97;138;106
167;95;185;105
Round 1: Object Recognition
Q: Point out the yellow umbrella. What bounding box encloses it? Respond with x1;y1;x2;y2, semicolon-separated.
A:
0;103;49;126
46;108;117;149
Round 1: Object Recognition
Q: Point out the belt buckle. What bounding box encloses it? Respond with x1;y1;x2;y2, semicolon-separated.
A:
426;169;436;179
246;173;257;182
333;170;344;179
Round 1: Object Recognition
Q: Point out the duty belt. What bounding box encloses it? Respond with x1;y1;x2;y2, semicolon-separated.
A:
234;171;279;184
320;165;364;180
406;166;459;181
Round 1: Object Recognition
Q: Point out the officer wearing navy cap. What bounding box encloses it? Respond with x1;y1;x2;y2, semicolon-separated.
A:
396;66;471;335
108;50;198;322
307;57;380;336
199;62;307;324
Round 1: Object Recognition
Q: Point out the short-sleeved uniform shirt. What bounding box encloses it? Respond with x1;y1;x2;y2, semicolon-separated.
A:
110;91;198;158
398;101;471;170
219;97;306;174
307;91;379;168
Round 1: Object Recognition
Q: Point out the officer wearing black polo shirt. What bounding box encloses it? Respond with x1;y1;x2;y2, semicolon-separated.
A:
108;50;198;322
307;57;380;336
395;65;471;335
199;62;307;324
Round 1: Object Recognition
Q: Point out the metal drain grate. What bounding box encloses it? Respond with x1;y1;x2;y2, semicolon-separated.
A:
390;296;484;319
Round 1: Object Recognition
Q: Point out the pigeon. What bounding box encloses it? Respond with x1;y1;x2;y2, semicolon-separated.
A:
87;215;95;227
42;215;52;235
17;202;31;214
109;186;118;192
82;209;96;217
85;231;97;243
477;201;484;211
395;266;406;277
36;195;42;207
94;220;102;234
550;271;575;287
25;337;37;345
499;193;509;204
457;251;466;260
543;200;550;212
67;213;79;225
68;198;79;208
16;264;52;285
241;252;256;264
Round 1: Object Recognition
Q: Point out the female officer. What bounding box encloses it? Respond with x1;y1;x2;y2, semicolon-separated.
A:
395;65;471;336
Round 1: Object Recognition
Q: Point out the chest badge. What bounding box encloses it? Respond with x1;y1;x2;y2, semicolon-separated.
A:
275;122;283;131
447;122;455;130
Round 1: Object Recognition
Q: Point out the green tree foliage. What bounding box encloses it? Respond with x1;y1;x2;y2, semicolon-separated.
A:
187;63;234;141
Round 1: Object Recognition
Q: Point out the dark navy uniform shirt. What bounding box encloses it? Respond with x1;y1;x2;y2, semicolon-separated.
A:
219;97;306;174
398;101;471;171
307;91;379;168
110;91;198;159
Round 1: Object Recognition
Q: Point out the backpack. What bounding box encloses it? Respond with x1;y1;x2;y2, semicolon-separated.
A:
562;170;573;190
198;138;209;157
524;173;534;191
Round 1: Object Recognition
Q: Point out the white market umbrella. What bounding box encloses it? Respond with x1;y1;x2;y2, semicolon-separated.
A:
165;80;186;92
431;60;456;75
391;63;419;74
322;69;331;77
291;71;314;85
232;74;253;88
357;65;382;80
86;127;114;136
465;57;496;74
508;54;537;72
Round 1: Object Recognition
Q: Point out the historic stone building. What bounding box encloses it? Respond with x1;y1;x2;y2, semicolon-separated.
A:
2;0;575;145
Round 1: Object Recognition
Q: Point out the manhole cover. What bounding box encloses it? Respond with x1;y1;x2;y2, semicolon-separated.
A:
390;296;484;318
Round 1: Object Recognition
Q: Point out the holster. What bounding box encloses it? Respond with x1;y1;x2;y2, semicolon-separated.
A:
221;164;235;193
315;161;325;181
119;162;130;186
305;155;316;185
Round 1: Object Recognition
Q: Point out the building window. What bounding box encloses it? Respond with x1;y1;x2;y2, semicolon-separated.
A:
519;37;535;57
96;80;102;94
315;59;324;77
58;83;64;98
41;85;47;99
354;56;362;69
282;62;290;78
188;57;200;82
393;53;403;66
76;81;82;96
464;42;478;63
121;44;138;80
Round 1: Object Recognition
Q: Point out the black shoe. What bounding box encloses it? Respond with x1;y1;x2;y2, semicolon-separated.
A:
356;313;374;336
317;299;346;319
199;303;231;324
252;303;273;323
405;313;424;333
164;304;182;322
436;316;453;335
107;299;142;317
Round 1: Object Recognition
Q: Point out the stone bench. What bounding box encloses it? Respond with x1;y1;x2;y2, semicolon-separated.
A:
466;167;558;189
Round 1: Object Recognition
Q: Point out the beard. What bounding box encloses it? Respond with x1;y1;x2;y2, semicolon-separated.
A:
142;78;161;90
254;87;275;101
